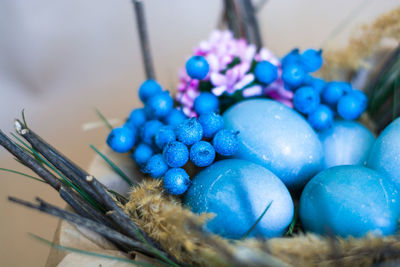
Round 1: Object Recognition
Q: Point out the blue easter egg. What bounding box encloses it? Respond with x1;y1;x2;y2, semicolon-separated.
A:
223;99;323;190
184;159;294;239
300;165;400;237
319;120;375;169
367;118;400;188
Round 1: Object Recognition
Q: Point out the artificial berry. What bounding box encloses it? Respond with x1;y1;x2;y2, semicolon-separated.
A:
254;61;278;84
307;105;334;131
303;75;326;94
140;120;163;146
127;108;147;128
281;48;301;67
193;92;219;115
163;168;191;195
162;141;189;168
198;112;224;139
131;143;153;166
163;108;187;127
352;89;368;110
107;127;136;153
282;63;306;88
213;129;239;156
154;125;176;150
175;118;203;145
301;49;323;72
138;80;162;103
145;154;168;178
293;86;320;114
337;92;366;120
145;91;174;119
185;55;210;80
190;141;216;167
322;81;348;105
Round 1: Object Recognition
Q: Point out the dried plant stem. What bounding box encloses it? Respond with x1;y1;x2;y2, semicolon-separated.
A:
15;120;105;206
86;176;171;261
242;0;263;49
133;0;156;80
8;197;167;261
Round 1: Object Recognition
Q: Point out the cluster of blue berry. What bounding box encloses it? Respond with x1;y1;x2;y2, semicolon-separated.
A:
107;56;238;195
273;48;367;131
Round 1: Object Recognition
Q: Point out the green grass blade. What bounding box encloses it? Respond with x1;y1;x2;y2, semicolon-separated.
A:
0;167;46;184
95;108;113;130
285;206;298;236
89;144;133;187
22;109;28;129
107;189;129;203
242;201;273;239
393;76;400;119
30;233;160;267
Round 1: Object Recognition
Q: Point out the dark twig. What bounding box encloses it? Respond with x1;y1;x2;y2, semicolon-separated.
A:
8;196;169;261
242;0;263;49
0;130;112;226
15;120;105;207
133;0;156;80
85;175;174;264
0;130;62;190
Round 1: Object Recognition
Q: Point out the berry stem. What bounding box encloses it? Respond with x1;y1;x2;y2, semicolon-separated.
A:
132;0;156;80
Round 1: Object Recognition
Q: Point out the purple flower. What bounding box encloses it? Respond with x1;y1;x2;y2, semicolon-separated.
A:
176;30;295;114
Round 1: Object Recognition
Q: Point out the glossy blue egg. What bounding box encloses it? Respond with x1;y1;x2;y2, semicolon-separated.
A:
319;120;375;169
367;118;400;188
184;159;294;239
223;99;323;190
300;165;400;237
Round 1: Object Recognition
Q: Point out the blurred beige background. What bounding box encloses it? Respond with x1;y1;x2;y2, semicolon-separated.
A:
0;0;399;266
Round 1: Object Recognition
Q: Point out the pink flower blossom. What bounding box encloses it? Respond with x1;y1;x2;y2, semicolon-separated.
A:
176;30;294;114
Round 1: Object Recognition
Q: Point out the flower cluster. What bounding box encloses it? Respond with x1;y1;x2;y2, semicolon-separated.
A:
176;30;292;117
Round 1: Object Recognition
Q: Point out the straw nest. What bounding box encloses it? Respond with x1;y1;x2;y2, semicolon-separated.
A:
123;179;400;267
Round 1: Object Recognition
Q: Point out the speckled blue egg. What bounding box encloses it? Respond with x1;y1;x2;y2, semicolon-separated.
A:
184;159;294;239
223;99;323;190
319;120;375;169
367;118;400;188
300;165;400;237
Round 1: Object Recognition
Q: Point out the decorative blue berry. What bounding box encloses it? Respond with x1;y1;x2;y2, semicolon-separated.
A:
175;118;203;145
145;91;174;119
213;129;239;156
163;108;187;127
185;55;210;80
337;92;366;120
282;63;306;88
107;127;136;153
303;75;326;94
138;80;162;103
162;141;189;168
154;126;176;150
127;108;147;128
131;143;153;166
293;86;320;114
307;105;334;131
145;154;168;178
140;120;163;146
282;48;301;67
193;92;219;115
301;49;323;72
322;81;348;105
198;112;224;139
163;168;191;195
352;89;368;110
190;141;216;167
254;61;278;84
